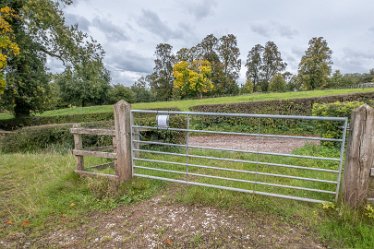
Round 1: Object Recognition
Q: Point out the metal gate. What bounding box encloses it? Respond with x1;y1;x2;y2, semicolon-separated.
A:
130;110;348;204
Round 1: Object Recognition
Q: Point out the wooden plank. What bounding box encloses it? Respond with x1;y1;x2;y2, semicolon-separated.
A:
73;149;117;159
75;170;119;180
84;146;114;152
70;128;115;136
343;104;374;208
114;100;132;182
72;124;84;171
86;162;114;170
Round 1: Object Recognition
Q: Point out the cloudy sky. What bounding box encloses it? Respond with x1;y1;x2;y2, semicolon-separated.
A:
55;0;374;85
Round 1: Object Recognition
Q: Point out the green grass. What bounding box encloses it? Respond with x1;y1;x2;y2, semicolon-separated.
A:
1;145;373;248
1;88;374;120
0;153;165;237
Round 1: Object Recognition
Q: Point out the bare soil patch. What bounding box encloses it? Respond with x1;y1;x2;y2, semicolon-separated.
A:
190;135;319;154
1;188;325;249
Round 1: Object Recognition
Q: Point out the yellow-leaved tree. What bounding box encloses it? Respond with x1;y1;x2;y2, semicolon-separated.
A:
173;60;213;98
0;6;20;94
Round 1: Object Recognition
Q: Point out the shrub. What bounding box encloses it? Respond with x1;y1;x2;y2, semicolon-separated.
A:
0;112;114;130
312;101;373;146
0;121;114;153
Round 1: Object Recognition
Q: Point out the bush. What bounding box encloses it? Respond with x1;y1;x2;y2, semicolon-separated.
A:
0;108;185;153
0;112;114;131
0;121;114;153
312;101;373;146
191;92;374;116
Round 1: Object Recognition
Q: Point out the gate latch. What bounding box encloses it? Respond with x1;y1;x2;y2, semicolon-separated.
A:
156;114;169;129
370;168;374;177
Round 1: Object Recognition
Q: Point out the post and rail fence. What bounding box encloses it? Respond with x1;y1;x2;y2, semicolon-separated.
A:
70;101;374;208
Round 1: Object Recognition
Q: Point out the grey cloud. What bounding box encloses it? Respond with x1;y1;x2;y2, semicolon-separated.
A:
277;24;298;39
334;48;374;73
250;23;271;38
185;0;217;20
92;17;129;42
138;9;186;40
106;50;153;74
65;13;90;31
110;70;145;86
343;48;374;60
250;22;298;39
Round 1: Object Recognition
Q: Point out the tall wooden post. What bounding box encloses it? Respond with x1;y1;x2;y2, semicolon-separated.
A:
73;123;84;171
343;104;374;208
114;100;132;182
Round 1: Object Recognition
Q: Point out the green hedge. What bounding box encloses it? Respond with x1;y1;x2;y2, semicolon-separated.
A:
0;111;187;153
188;92;374;136
190;92;374;115
0;121;114;153
0;112;114;131
312;101;373;146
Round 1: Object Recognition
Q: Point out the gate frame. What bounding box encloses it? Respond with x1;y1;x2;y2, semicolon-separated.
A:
71;100;374;207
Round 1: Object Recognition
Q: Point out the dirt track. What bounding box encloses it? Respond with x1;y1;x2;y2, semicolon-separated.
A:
190;135;319;154
2;189;325;249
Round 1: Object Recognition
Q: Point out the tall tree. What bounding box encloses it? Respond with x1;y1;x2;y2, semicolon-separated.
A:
298;37;332;90
57;58;110;107
149;43;175;101
131;76;152;103
197;34;219;61
217;34;241;94
173;60;213;99
0;6;20;94
0;0;108;116
260;41;286;92
245;44;264;92
1;28;50;117
269;73;287;92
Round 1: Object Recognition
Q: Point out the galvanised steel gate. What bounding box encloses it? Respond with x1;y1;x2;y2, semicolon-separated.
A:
130;110;348;204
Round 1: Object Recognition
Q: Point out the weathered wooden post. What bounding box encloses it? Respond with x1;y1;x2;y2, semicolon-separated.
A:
343;104;374;208
113;100;132;182
73;123;84;171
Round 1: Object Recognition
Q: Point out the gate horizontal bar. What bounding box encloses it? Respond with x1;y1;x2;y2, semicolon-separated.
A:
132;125;342;142
133;155;338;184
134;165;336;194
131;110;348;122
134;173;329;204
133;139;340;163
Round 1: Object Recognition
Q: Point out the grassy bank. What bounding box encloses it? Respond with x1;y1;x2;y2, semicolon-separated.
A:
1;144;373;248
1;88;374;120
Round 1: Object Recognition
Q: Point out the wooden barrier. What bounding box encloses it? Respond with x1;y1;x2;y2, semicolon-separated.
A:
71;100;132;183
343;104;374;208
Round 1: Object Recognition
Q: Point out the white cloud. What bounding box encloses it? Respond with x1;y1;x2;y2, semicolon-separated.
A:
54;0;374;86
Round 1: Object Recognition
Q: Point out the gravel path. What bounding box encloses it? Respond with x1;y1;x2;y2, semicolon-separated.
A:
190;135;319;154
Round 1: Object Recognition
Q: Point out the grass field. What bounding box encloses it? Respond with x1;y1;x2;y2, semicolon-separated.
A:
1;144;374;248
1;88;374;120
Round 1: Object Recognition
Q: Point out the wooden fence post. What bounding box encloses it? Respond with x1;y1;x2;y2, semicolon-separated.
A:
343;104;374;208
114;100;132;182
73;123;84;171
